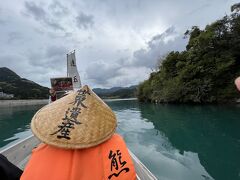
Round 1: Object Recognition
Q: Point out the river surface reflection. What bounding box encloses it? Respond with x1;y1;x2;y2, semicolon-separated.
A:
0;105;44;148
106;99;240;180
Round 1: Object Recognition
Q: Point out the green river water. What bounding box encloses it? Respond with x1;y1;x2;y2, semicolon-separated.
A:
0;99;239;180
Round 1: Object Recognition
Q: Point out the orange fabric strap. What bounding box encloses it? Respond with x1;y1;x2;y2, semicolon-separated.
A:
21;134;136;180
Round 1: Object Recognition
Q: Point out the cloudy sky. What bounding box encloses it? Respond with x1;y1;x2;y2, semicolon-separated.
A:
0;0;238;88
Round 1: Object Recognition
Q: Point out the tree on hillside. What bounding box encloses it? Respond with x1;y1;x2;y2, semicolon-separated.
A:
137;3;240;103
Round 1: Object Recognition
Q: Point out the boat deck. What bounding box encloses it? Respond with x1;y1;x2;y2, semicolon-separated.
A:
0;135;157;180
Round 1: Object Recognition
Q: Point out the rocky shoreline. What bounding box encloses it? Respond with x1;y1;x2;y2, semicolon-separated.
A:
0;99;48;107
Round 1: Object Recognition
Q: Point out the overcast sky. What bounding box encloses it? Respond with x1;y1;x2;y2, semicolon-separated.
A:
0;0;238;88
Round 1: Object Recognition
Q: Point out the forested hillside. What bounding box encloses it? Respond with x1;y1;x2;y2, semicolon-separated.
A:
0;67;49;99
137;4;240;103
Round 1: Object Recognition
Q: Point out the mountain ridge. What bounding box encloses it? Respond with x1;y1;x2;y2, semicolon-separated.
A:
0;67;137;99
93;85;137;99
0;67;49;99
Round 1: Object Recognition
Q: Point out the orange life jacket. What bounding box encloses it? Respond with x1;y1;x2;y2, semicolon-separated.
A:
20;134;136;180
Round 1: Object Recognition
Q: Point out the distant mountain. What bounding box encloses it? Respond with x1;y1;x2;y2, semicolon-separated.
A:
93;87;122;94
0;67;49;99
93;85;137;99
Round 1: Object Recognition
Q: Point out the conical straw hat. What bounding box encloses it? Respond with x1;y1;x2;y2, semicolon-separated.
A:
31;85;117;149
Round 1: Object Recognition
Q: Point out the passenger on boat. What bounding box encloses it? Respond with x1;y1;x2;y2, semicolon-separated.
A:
0;154;22;180
49;88;56;102
20;85;136;180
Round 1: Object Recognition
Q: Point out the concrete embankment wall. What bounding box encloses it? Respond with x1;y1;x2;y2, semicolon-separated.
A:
0;99;48;107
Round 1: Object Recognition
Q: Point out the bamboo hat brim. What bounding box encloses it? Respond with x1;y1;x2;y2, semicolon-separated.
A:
31;85;117;149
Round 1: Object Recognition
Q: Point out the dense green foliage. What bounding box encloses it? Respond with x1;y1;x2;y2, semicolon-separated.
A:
93;86;137;99
0;67;49;99
138;5;240;103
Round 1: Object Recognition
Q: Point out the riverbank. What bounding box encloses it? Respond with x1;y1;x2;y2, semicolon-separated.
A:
0;99;48;107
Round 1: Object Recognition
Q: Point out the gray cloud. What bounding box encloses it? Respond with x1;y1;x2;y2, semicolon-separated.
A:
86;61;121;85
0;20;5;25
131;26;188;69
84;26;188;86
46;21;64;31
0;54;28;71
24;1;46;21
0;54;49;86
0;8;6;24
76;12;94;29
46;46;68;58
48;1;69;17
27;45;68;71
187;3;211;16
7;32;23;43
85;60;150;87
24;1;64;31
